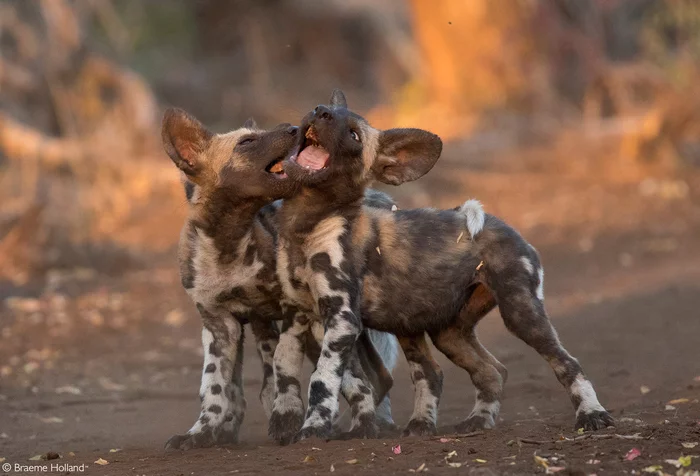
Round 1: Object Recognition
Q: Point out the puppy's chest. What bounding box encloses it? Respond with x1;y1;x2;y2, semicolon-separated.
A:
186;229;281;317
277;215;355;314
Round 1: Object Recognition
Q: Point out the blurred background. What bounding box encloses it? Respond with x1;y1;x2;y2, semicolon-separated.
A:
1;0;699;460
1;0;700;279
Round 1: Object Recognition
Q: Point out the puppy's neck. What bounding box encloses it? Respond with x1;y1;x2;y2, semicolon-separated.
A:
192;189;268;253
281;184;363;236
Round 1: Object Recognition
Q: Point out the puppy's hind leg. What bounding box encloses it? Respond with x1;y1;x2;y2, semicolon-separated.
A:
430;283;506;432
399;334;443;437
431;325;506;432
486;246;613;431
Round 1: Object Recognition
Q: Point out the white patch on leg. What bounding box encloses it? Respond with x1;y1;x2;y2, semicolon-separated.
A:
341;366;376;430
407;361;439;426
458;199;485;238
570;374;605;415
271;319;307;416
189;327;228;433
520;256;534;275
302;313;357;430
536;267;545;301
468;399;500;428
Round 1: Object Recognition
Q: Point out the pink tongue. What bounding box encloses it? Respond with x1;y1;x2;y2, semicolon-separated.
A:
297;146;329;170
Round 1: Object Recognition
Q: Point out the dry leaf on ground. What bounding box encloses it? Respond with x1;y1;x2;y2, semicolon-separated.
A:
534;454;549;469
665;456;695;468
409;462;427;473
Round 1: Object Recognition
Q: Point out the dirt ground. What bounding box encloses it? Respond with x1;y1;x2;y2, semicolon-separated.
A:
1;143;700;475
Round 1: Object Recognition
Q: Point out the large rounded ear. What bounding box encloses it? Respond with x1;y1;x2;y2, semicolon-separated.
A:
161;108;213;177
329;89;347;109
243;117;257;129
372;128;442;185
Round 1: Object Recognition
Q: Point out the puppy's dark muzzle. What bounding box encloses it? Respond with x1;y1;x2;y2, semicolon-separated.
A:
312;105;334;123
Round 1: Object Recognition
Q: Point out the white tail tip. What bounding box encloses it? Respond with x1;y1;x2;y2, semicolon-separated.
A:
459;199;485;238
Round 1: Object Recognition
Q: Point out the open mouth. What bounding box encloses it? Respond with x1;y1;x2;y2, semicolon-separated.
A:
295;127;330;171
265;156;288;179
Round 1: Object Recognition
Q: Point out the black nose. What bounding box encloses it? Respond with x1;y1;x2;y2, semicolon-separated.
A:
287;125;298;135
314;105;333;121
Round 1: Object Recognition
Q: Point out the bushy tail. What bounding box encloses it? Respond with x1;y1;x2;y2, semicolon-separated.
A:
458;199;485;239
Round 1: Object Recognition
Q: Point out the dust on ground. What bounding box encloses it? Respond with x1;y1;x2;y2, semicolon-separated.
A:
1;140;699;476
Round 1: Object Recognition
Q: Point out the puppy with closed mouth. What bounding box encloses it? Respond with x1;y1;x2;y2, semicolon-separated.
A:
273;90;613;441
161;108;399;449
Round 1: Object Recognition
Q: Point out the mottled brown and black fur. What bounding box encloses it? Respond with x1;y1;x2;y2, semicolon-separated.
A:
273;91;613;440
161;109;398;449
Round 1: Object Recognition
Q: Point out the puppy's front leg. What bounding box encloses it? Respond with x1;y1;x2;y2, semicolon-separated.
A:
269;309;310;444
166;304;246;449
295;292;361;441
339;346;379;439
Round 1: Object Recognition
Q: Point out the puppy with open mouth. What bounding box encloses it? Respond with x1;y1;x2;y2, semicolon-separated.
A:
273;90;613;442
160;108;399;448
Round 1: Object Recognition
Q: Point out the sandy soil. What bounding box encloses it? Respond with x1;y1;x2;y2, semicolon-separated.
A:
1;143;700;475
1;224;699;475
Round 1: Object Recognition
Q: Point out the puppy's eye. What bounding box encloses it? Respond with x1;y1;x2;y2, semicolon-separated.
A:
238;136;256;146
350;130;360;142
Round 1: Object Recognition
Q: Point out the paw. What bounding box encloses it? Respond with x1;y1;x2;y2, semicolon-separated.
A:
455;413;496;433
342;415;379;440
402;418;437;437
268;410;305;445
575;410;615;432
294;423;333;443
164;427;238;450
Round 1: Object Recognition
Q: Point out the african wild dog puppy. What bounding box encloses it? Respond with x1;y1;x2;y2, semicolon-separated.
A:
161;109;398;449
273;90;614;441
